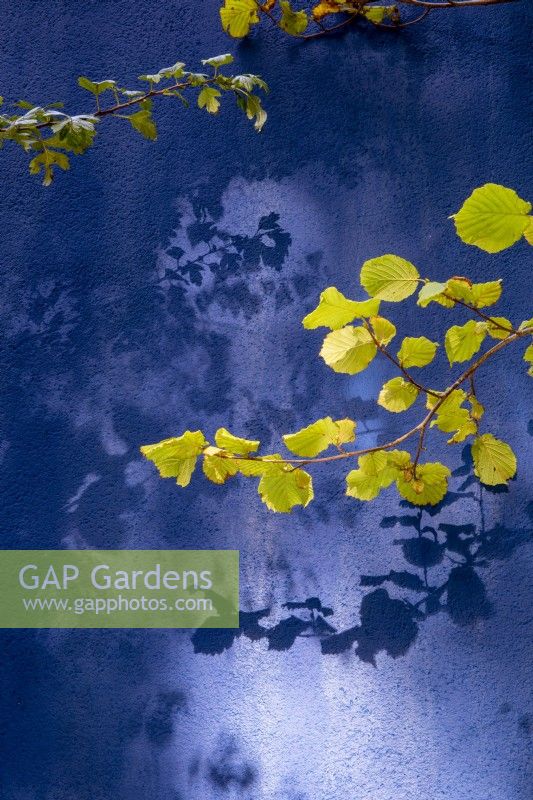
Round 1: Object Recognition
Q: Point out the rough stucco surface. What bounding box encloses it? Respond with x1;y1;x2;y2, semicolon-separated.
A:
0;1;532;798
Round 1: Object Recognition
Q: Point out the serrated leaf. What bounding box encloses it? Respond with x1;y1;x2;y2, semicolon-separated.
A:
214;428;260;455
283;416;355;457
238;454;282;477
378;377;419;412
445;320;486;365
203;450;240;484
524;217;533;245
201;53;234;68
197;86;222;114
471;433;517;486
333;418;357;446
451;183;532;253
279;0;309;34
29;149;70;186
302;287;380;330
258;466;313;512
370;316;396;345
363;4;396;22
396;462;451;506
320;325;377;374
486;316;513;339
220;0;260;36
127;109;157;140
523;343;533;377
140;430;207;487
346;451;397;501
158;61;187;79
78;77;116;95
470;280;502;308
428;389;476;443
417;281;453;308
397;336;438;368
360;255;420;301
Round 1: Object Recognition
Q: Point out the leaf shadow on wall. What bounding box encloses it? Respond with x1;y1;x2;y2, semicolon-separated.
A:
192;451;533;664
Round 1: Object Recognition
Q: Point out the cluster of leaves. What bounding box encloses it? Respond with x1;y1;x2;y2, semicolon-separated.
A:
219;0;514;40
141;183;532;512
0;54;267;185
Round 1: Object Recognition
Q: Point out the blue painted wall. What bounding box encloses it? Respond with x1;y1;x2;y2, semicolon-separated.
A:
0;1;532;798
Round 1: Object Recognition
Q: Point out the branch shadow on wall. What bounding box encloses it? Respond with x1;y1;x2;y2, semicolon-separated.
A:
192;449;533;664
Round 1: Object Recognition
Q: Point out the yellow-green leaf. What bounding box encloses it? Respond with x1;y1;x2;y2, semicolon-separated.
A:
220;0;260;37
320;325;377;374
363;5;396;23
258;466;313;512
451;183;532;253
333;418;357;446
370;315;396;345
283;417;341;457
203;448;240;484
444;320;486;364
215;427;260;455
302;287;380;330
378;377;419;412
279;0;308;34
486;316;513;339
238;454;282;477
345;451;398;501
524;217;533;245
312;0;343;19
360;254;420;301
140;430;207;487
470;280;502;308
396;462;451;506
397;336;438;368
428;389;476;443
197;86;222;114
417;281;453;308
523;343;533;377
471;433;517;486
519;318;533;332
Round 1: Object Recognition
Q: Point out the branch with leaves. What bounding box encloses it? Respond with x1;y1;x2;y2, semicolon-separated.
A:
219;0;518;39
0;54;267;186
141;183;533;512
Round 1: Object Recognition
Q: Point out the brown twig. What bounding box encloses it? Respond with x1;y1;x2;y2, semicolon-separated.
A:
218;326;531;467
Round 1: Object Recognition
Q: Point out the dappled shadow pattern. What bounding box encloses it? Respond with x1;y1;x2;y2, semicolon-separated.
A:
192;461;533;664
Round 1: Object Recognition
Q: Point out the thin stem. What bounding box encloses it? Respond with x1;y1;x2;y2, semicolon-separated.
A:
27;77;218;132
443;293;518;335
219;327;531;467
364;321;440;397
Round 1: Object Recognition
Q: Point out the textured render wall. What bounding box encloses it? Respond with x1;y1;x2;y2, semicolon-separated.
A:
0;1;532;799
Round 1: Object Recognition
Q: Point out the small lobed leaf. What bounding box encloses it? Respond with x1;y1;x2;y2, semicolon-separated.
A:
370;316;396;345
220;0;260;37
397;336;438;368
279;0;309;34
302;287;380;330
396;462;451;506
471;433;517;486
283;416;356;457
444;320;486;365
360;255;420;302
127;109;157;140
378;377;419;413
201;53;234;68
451;183;532;253
258;465;314;512
215;427;260;455
78;76;116;95
140;430;207;487
197;86;222;114
320;325;377;374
